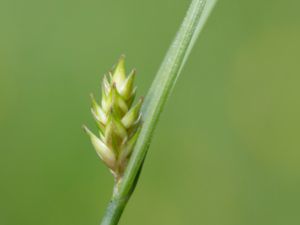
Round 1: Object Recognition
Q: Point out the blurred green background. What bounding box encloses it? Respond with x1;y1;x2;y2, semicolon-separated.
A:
1;0;300;225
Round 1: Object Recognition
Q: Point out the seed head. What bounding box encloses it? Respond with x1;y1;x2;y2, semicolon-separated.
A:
84;56;143;179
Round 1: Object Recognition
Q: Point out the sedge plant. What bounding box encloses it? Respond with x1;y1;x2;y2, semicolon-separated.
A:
83;0;218;224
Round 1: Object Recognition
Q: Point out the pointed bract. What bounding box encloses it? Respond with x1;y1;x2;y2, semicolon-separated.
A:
119;127;141;162
112;55;126;88
120;69;136;100
122;97;143;129
83;125;116;170
91;94;107;124
111;84;128;115
102;75;111;95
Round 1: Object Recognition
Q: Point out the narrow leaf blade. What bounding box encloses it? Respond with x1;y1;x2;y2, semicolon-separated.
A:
118;0;218;197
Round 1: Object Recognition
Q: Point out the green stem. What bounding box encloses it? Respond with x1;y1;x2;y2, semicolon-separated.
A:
100;178;125;225
100;0;217;224
100;192;128;225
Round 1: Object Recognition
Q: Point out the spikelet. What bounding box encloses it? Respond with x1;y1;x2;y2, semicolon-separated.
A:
83;56;143;179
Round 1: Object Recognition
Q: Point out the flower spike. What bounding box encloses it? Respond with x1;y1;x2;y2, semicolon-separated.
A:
84;56;143;179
